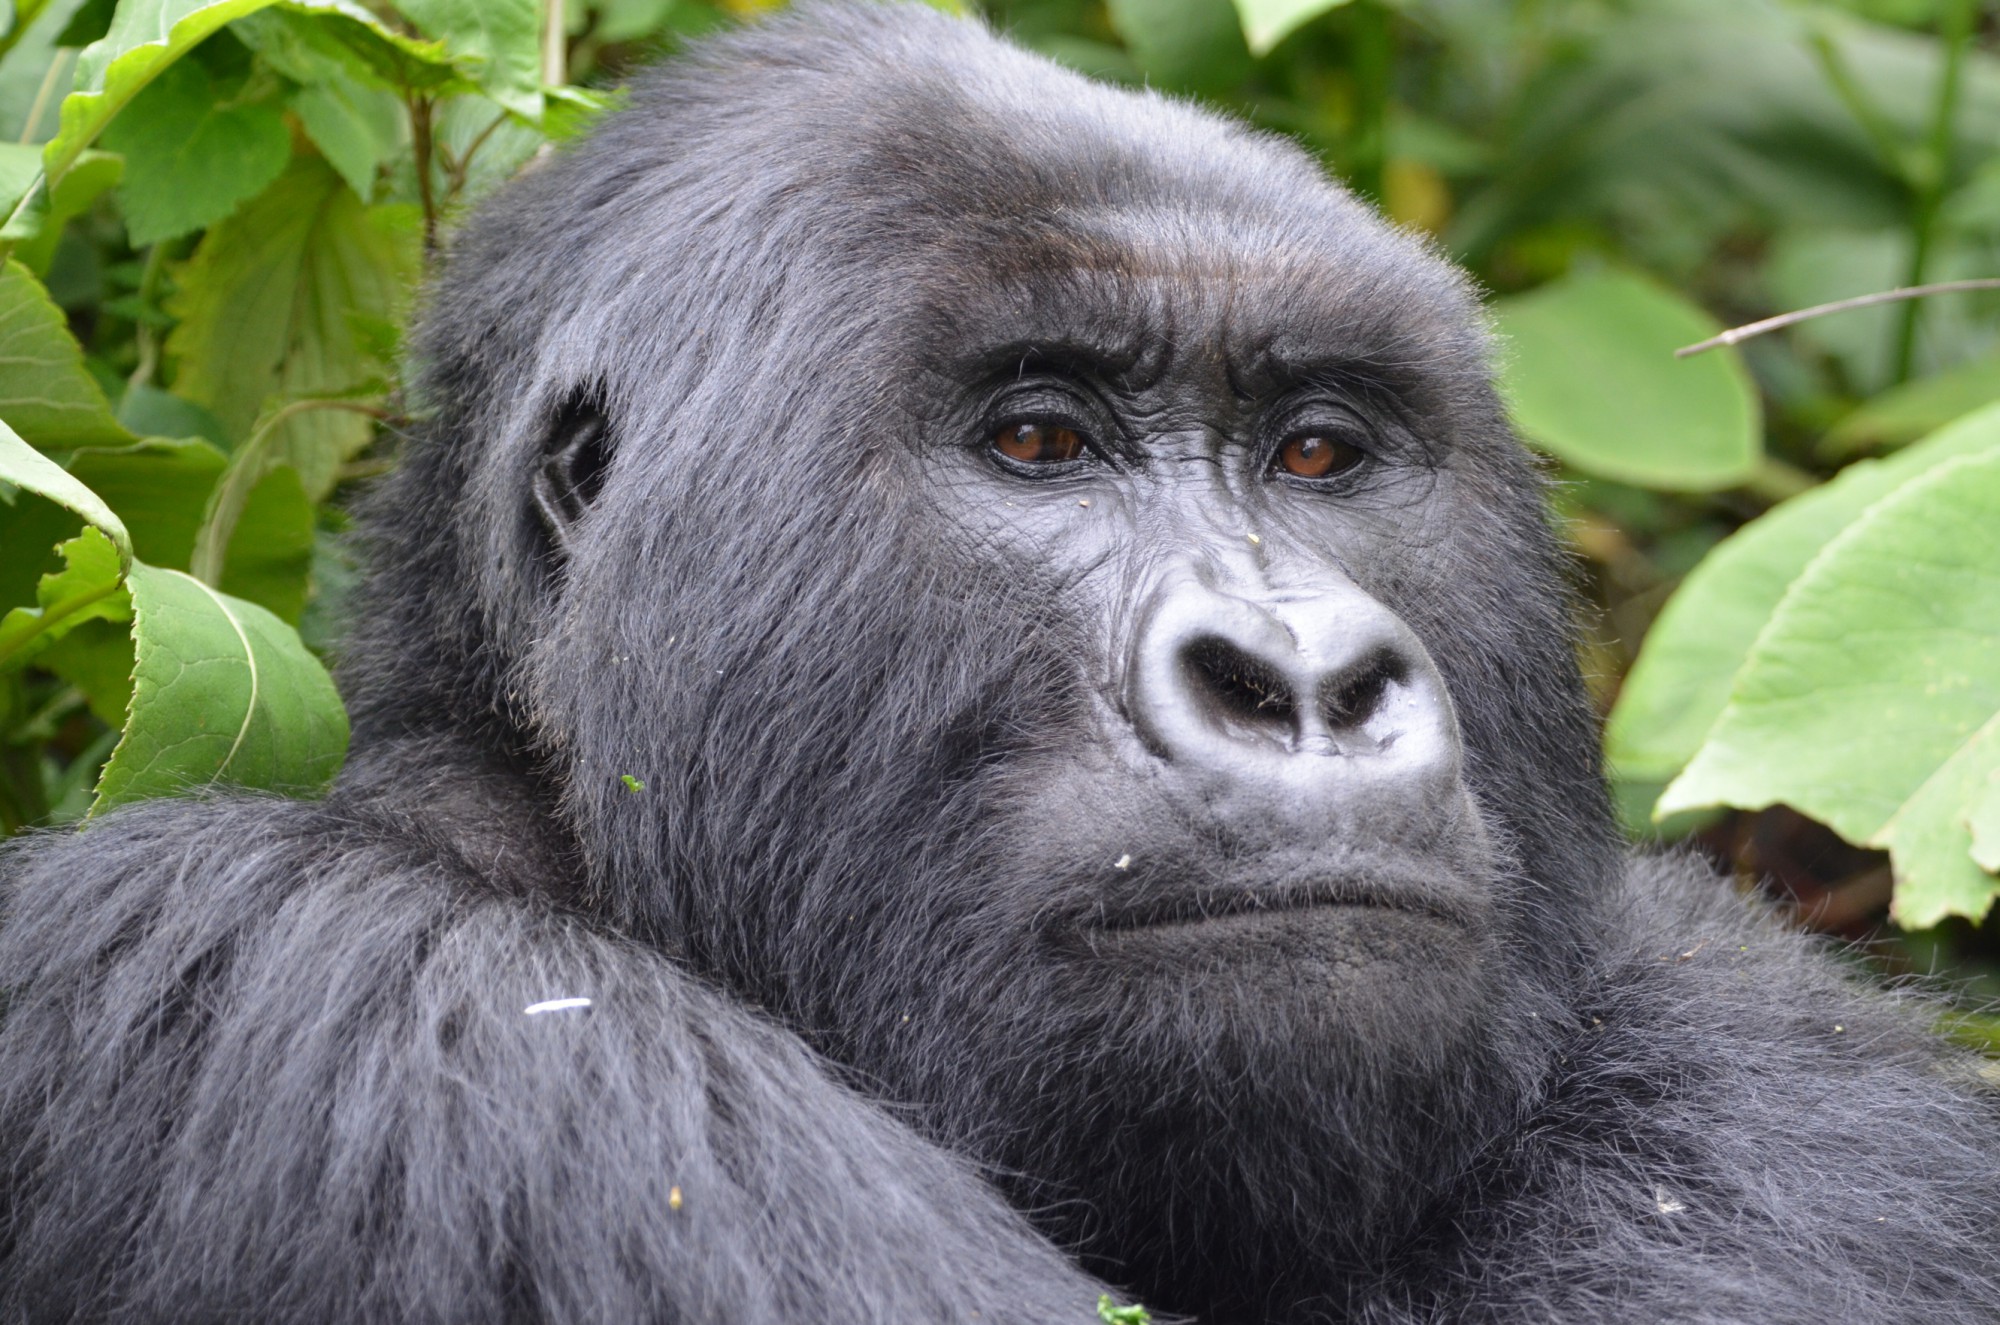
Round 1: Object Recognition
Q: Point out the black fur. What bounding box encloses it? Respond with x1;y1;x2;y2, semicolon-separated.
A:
2;7;1996;1321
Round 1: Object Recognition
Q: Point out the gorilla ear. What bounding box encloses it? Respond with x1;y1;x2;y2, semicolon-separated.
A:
532;391;615;557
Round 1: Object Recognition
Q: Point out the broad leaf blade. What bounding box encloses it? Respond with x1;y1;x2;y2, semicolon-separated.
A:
98;56;290;245
165;157;417;492
394;0;540;117
1660;448;2000;926
91;561;347;813
1876;718;2000;928
1492;269;1760;490
1609;403;2000;786
36;0;287;193
0;257;134;448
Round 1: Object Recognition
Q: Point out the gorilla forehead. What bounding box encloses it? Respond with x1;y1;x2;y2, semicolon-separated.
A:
549;3;1483;398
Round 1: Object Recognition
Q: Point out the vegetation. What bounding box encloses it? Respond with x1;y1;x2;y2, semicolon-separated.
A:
0;0;1996;998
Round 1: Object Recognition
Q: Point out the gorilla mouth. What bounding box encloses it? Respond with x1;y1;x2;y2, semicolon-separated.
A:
1087;861;1480;933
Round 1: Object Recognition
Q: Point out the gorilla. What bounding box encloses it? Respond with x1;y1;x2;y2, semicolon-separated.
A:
2;5;1997;1322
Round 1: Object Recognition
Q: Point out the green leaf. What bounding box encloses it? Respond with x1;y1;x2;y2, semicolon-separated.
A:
12;147;120;274
32;0;287;204
288;76;402;199
91;559;346;813
66;435;227;567
1492;269;1761;490
1820;351;2000;460
0;414;130;557
0;524;127;672
216;463;312;622
394;0;540;118
1229;0;1352;57
1659;448;2000;928
98;55;289;244
0;257;134;447
39;618;134;737
231;3;461;95
165;156;416;492
115;383;225;445
1608;403;2000;785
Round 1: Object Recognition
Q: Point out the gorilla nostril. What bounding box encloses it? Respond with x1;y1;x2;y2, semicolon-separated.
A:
1181;638;1298;739
1319;652;1404;732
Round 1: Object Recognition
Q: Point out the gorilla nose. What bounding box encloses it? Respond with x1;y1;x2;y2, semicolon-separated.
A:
1127;572;1462;806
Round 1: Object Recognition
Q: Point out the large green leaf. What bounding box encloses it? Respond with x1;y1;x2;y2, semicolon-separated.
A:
98;54;289;245
1608;403;2000;785
1492;269;1761;490
13;0;456;239
165;156;417;493
1659;448;2000;927
32;0;286;202
394;0;540;117
0;257;133;447
91;559;347;813
1228;0;1351;56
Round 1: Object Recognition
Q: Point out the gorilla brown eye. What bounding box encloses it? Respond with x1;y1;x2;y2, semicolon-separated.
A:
1276;432;1364;480
992;422;1086;465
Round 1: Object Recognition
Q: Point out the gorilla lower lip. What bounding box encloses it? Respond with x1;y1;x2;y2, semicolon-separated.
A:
1091;873;1471;933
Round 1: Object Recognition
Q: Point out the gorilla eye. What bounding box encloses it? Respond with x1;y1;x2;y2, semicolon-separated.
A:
992;422;1087;466
1275;431;1364;481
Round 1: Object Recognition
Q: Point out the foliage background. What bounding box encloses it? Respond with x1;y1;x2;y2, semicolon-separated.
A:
1;0;1997;1024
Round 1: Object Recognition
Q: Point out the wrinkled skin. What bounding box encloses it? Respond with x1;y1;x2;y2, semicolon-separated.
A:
0;7;1996;1323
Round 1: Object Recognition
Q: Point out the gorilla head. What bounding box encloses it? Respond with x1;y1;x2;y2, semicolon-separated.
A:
354;4;1618;1311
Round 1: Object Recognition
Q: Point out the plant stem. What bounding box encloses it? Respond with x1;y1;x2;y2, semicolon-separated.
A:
17;47;72;145
543;0;568;89
1892;0;1975;385
127;237;180;390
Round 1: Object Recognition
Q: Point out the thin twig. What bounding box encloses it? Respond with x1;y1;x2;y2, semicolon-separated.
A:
1675;279;2000;358
447;112;511;197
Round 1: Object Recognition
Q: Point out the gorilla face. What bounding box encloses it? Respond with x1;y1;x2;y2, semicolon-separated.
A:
853;219;1574;1296
443;12;1616;1309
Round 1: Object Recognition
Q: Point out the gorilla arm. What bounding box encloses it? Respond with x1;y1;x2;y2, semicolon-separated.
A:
0;761;1106;1323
